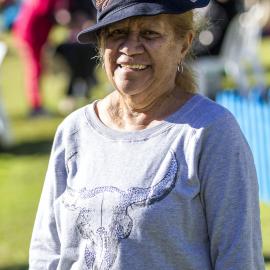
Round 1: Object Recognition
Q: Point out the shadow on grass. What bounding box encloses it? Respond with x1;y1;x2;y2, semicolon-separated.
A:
265;254;270;263
0;140;53;155
0;265;28;270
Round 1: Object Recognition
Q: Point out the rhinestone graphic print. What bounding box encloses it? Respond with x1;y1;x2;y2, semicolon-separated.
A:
62;151;178;270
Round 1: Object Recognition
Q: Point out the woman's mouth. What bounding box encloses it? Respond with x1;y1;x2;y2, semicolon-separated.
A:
119;64;149;71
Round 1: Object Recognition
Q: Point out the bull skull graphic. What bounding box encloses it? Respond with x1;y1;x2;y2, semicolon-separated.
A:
62;151;178;269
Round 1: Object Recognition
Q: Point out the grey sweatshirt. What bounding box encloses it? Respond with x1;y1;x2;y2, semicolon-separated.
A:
29;94;265;270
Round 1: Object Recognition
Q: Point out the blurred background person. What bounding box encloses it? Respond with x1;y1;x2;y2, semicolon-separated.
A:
0;0;17;146
254;0;270;36
193;0;245;57
12;0;99;117
0;40;12;147
12;0;67;117
54;0;98;115
192;0;267;98
0;0;21;31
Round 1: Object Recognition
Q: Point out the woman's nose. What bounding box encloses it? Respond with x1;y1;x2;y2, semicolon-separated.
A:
119;32;144;55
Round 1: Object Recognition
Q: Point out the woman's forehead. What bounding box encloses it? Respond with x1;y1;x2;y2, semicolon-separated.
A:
107;14;170;30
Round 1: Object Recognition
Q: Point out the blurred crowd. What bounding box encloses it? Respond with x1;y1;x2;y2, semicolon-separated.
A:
192;0;270;98
193;0;270;55
0;0;98;117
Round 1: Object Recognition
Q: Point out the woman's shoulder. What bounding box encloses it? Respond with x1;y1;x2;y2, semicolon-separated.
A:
187;95;246;147
183;94;238;130
56;103;94;137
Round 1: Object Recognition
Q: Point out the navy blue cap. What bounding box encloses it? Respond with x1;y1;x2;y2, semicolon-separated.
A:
77;0;210;44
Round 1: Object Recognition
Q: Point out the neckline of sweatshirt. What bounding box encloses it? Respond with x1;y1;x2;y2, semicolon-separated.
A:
84;94;203;142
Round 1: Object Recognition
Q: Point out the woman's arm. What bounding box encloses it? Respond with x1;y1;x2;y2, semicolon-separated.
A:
29;125;67;269
198;113;265;270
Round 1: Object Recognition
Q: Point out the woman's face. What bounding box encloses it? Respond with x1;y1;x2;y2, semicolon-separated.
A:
102;15;192;100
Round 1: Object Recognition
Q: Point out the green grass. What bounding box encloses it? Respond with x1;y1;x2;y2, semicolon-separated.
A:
262;203;270;270
0;155;46;265
0;32;68;267
0;31;270;269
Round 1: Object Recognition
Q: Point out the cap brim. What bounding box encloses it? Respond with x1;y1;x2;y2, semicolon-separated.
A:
77;0;210;44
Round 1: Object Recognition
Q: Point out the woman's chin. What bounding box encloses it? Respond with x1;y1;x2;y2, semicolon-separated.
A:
115;82;150;97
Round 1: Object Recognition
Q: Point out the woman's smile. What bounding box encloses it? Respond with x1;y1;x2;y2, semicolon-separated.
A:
118;64;149;71
115;63;151;77
115;56;152;79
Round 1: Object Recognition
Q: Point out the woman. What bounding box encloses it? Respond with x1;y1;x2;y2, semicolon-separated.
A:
29;0;265;269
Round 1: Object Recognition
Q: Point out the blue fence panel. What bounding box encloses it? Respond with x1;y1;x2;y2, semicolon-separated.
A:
216;90;270;202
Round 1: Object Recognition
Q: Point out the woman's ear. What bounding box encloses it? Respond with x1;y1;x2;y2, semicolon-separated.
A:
181;31;194;56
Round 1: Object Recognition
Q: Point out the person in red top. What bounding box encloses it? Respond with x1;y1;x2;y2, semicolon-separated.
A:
13;0;67;116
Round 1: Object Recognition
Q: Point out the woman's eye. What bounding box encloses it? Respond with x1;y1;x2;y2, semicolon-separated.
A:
108;29;127;38
142;31;159;39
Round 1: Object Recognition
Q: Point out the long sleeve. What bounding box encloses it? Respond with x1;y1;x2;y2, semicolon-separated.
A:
29;125;67;269
198;113;265;270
